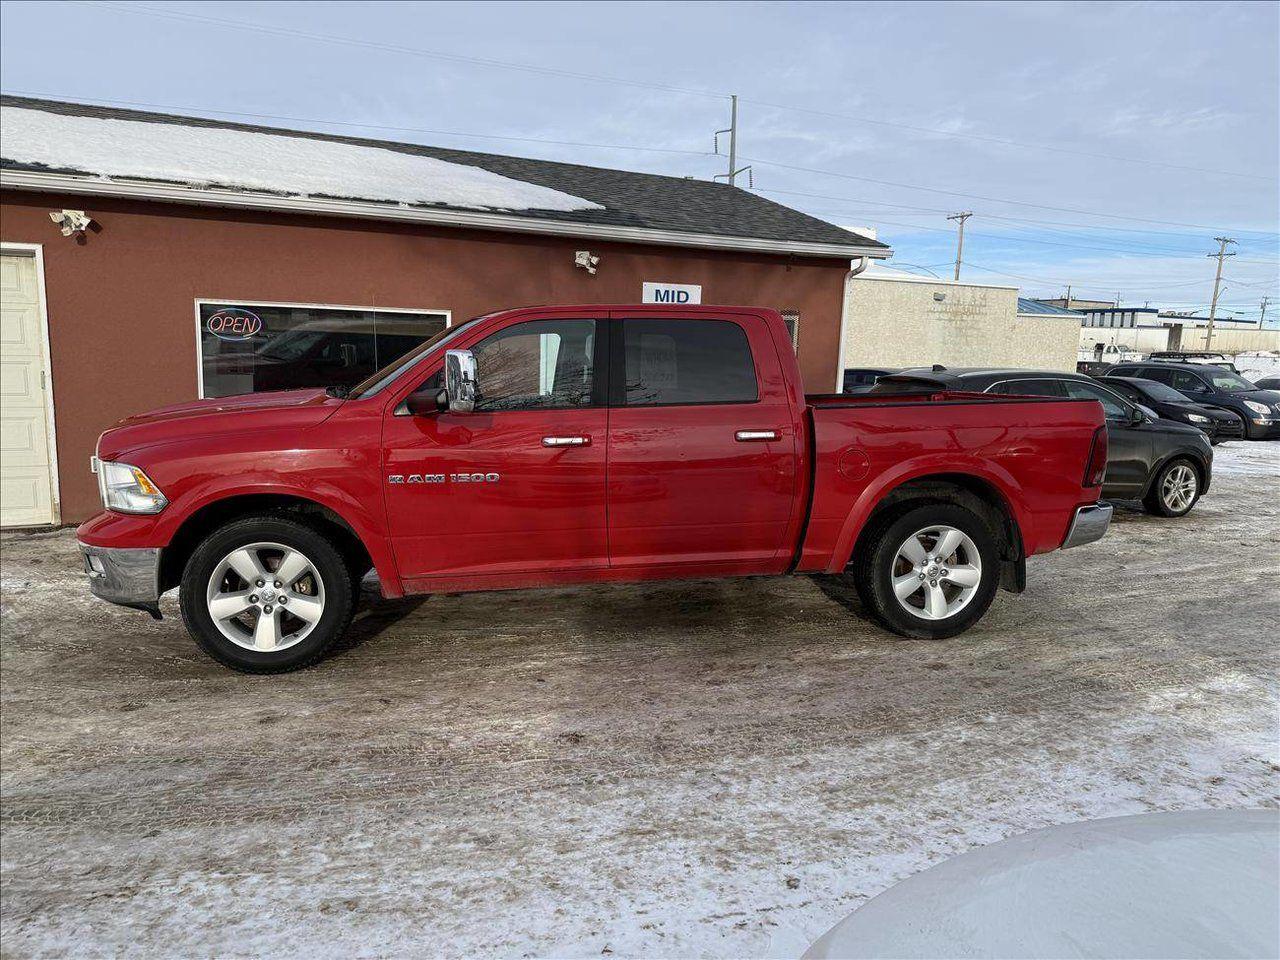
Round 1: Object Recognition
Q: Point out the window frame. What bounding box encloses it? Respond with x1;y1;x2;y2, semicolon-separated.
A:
467;316;608;413
608;316;761;408
193;298;451;399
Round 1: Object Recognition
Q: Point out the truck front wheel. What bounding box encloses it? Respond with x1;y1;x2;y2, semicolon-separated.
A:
178;516;355;673
854;503;1000;640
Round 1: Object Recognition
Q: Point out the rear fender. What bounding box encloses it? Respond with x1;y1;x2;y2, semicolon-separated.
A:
825;455;1032;574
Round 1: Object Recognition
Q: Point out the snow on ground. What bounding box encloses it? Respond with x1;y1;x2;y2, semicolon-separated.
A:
1;441;1277;958
0;105;601;212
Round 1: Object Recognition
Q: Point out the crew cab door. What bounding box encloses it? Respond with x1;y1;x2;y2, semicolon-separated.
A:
605;313;798;573
383;316;608;582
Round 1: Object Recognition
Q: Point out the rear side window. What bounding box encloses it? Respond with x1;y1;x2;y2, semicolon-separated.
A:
1139;366;1174;385
621;319;758;406
1104;380;1142;401
1061;379;1130;420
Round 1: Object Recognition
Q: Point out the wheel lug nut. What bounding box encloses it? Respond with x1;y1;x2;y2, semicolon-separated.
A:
274;580;282;589
263;604;273;613
249;594;259;603
256;579;265;587
278;596;287;605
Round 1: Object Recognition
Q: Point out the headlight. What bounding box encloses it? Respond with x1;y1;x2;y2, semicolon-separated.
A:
1186;414;1210;424
1244;400;1270;416
93;458;168;514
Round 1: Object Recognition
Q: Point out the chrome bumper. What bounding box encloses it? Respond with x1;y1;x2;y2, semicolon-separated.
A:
1061;501;1113;550
78;542;161;607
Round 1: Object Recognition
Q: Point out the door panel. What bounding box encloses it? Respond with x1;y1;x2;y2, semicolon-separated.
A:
1060;378;1151;494
606;316;797;572
385;317;607;581
0;254;56;527
385;408;608;578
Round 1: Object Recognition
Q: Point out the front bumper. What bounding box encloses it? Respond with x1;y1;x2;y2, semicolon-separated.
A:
1244;417;1280;440
1062;501;1113;550
78;542;161;607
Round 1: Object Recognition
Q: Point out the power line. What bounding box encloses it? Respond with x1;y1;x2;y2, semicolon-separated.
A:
741;155;1278;235
741;98;1276;183
73;1;728;101
0;90;715;159
69;1;1277;183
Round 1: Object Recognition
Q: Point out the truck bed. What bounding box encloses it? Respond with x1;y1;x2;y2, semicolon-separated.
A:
796;391;1105;572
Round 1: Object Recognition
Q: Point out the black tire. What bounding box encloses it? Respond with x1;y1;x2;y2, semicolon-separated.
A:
1143;457;1202;518
851;502;1000;640
179;515;355;673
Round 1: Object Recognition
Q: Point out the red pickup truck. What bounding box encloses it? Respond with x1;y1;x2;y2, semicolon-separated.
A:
79;305;1113;673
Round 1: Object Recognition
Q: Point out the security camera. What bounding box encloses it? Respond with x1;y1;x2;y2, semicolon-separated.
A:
49;209;93;237
574;250;600;275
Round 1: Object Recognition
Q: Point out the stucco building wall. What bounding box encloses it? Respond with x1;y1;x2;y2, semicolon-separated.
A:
842;275;1079;372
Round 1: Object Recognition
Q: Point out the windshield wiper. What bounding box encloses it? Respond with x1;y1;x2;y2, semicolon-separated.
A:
325;385;351;399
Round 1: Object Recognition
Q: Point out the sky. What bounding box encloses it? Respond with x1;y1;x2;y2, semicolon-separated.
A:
2;0;1277;325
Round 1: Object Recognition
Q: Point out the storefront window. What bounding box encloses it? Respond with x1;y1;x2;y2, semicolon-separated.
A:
198;302;448;398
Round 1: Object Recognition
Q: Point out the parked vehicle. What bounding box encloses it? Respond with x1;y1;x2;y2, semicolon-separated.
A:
842;367;900;393
1145;351;1239;372
1108;361;1280;440
78;306;1112;673
1097;376;1245;444
1252;375;1280;391
1076;360;1114;377
877;367;1213;517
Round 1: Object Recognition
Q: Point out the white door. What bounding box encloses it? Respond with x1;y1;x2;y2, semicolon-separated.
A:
0;252;58;526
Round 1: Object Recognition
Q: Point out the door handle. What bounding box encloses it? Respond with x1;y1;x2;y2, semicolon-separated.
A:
542;435;591;447
735;430;779;442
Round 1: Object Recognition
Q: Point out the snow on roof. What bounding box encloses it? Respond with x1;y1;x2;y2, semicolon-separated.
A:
0;105;601;214
856;262;1016;289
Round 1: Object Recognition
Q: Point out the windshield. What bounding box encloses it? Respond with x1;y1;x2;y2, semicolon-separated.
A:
1206;370;1256;392
347;314;486;399
1136;380;1195;403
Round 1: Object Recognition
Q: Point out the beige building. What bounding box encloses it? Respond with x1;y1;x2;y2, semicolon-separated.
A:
840;266;1080;373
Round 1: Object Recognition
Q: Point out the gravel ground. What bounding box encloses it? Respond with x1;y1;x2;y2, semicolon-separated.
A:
2;441;1277;959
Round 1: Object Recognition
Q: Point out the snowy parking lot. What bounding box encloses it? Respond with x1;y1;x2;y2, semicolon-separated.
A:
2;441;1277;958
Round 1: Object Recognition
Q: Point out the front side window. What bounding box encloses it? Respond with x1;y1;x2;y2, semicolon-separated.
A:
1170;370;1209;393
199;302;447;398
472;319;596;411
997;379;1067;397
622;319;757;406
1061;379;1131;420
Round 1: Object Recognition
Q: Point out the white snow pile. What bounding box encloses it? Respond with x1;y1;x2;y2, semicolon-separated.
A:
0;106;602;213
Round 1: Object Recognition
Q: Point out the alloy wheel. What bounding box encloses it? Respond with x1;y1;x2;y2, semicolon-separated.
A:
205;541;326;652
1161;464;1198;513
890;525;983;621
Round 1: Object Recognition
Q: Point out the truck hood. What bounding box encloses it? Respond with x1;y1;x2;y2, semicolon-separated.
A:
97;389;343;461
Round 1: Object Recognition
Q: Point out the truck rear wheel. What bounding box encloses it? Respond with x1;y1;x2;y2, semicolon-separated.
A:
178;516;355;673
854;503;1000;640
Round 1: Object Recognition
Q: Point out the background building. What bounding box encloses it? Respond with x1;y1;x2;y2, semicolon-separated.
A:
0;96;889;526
840;266;1080;372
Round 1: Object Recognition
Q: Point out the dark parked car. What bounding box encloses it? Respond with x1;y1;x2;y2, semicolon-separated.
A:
842;367;900;393
1097;376;1244;444
876;367;1213;517
1252;375;1280;391
1108;361;1280;440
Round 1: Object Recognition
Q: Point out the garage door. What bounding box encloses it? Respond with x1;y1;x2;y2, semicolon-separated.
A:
1;253;58;527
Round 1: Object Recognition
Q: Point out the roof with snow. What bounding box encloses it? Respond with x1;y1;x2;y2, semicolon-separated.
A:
1017;298;1084;316
0;95;889;259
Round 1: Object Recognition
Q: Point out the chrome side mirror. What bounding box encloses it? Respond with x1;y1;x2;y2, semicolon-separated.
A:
444;349;477;413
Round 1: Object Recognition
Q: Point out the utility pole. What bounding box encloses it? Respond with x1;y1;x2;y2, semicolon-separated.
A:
1064;284;1072;309
1260;296;1270;327
713;95;752;187
947;211;972;280
1205;236;1236;351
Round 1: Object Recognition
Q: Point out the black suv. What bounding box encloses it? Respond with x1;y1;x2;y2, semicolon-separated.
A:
1097;376;1244;444
877;368;1213;517
1108;361;1280;440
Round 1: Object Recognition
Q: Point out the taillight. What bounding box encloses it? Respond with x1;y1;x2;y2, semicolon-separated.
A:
1084;425;1108;488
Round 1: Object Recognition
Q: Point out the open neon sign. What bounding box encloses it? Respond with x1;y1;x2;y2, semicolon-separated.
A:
206;307;264;341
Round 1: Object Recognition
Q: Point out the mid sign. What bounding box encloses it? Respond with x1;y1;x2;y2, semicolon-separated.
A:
642;282;702;305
